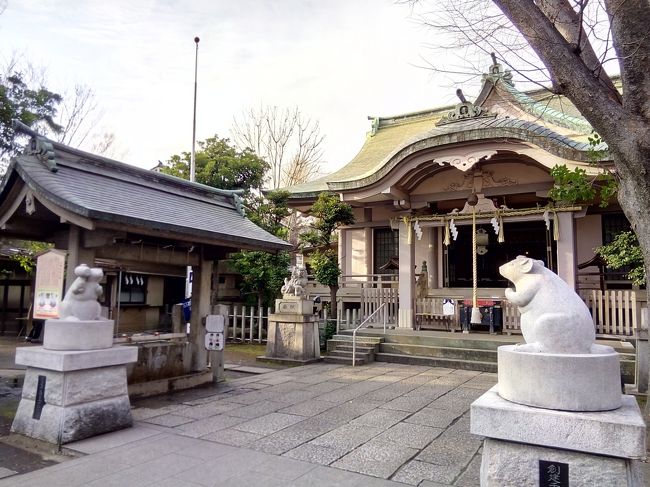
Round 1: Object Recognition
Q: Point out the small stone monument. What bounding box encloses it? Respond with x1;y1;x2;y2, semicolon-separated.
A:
471;256;646;486
12;265;137;444
261;265;320;364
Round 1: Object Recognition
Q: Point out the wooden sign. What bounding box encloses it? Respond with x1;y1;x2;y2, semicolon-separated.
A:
33;249;66;319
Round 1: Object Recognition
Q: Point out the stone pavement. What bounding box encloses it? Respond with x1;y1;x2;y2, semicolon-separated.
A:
0;362;491;486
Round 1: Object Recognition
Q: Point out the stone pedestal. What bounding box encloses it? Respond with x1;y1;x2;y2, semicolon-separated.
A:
260;298;320;365
12;344;137;444
43;318;114;351
498;344;622;411
471;386;646;486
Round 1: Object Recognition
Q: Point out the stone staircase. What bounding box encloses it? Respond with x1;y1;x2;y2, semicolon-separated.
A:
328;330;637;384
324;334;384;365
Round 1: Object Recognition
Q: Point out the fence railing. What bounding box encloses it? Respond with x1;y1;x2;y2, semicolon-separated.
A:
226;304;272;343
502;290;640;337
414;297;461;331
224;303;330;343
361;288;398;326
337;308;361;331
581;289;639;336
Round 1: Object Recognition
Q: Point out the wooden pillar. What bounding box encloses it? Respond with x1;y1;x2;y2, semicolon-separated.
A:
65;226;81;288
338;229;347;275
190;255;213;372
428;227;437;290
556;212;577;290
65;225;95;289
398;220;415;328
364;227;373;274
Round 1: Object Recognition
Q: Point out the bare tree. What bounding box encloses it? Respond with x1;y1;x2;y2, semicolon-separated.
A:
232;106;323;189
409;0;650;407
2;56;116;156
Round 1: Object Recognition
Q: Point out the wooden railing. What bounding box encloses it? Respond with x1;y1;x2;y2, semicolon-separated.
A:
361;288;398;326
501;300;522;335
225;304;272;343
414;297;461;331
581;290;639;337
502;290;640;337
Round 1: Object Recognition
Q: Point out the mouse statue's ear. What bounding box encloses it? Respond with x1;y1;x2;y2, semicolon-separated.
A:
518;256;534;274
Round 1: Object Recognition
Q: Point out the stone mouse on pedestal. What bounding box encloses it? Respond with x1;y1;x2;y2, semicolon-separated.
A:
499;255;595;354
58;264;104;321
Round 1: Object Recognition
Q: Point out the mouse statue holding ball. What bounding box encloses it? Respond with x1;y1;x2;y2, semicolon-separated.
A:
499;255;595;354
58;264;104;321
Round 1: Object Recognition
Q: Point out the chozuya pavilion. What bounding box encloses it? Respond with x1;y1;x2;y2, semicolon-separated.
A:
285;57;637;332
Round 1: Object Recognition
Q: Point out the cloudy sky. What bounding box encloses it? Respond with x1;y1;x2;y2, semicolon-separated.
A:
1;0;466;173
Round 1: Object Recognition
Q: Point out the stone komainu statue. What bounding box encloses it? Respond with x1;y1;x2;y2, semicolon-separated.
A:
281;265;308;298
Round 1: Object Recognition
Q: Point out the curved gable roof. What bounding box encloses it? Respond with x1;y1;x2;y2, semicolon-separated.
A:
285;65;609;199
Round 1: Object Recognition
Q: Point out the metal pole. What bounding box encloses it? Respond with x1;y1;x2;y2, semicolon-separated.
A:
190;36;200;183
186;36;200;301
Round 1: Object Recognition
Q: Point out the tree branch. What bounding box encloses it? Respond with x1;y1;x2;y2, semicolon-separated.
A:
493;0;627;141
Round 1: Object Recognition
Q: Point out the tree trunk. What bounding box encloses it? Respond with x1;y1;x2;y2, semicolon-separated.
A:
492;0;650;414
329;285;338;320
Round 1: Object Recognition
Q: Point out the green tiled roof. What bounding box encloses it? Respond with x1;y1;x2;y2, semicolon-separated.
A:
284;72;606;199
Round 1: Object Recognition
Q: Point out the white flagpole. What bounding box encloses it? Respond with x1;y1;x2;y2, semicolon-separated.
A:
187;36;200;302
190;36;200;184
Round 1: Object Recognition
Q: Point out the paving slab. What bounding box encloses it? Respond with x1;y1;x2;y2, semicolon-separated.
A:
224;364;276;374
173;413;247;438
332;438;419;478
7;361;611;487
249;455;318;480
225;399;291;418
392;459;461;485
233;412;305;436
310;423;382;452
200;427;264;447
283;443;346;465
172;400;242;419
349;408;410;429
405;407;464;429
279;398;338;416
375;422;444;449
65;424;161;454
380;394;435;412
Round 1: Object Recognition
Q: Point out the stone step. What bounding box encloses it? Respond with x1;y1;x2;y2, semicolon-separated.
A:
334;345;376;353
331;334;384;344
375;352;497;372
348;331;508;350
327;349;373;359
379;343;497;362
323;355;367;366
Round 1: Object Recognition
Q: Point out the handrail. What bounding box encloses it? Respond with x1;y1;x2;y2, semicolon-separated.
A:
352;302;387;367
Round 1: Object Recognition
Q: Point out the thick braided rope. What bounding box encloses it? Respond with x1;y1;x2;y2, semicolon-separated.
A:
472;205;478;309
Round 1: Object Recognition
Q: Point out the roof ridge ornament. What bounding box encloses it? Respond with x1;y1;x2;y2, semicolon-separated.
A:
436;89;496;126
12;120;58;173
483;52;514;86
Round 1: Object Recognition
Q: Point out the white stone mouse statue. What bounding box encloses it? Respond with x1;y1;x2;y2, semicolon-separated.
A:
58;264;104;321
499;255;595;354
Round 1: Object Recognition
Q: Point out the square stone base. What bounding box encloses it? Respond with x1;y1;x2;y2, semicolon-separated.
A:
471;386;646;458
481;438;644;487
12;347;137;444
12;394;133;444
471;386;646;486
266;315;320;362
